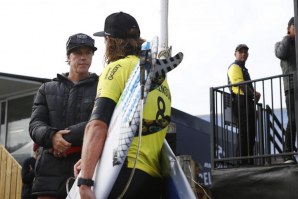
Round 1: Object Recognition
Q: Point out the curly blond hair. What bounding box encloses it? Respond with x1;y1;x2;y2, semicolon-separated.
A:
104;29;145;63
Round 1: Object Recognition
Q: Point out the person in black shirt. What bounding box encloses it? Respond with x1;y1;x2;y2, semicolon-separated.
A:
22;144;38;199
275;17;297;163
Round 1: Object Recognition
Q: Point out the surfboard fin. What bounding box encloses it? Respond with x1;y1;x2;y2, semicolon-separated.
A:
153;52;184;78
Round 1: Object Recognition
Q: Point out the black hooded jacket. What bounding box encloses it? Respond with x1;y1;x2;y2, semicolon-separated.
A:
29;72;98;197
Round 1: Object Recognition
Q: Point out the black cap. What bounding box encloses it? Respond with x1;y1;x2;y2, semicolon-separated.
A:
288;17;294;28
235;44;249;52
93;12;140;39
66;33;97;53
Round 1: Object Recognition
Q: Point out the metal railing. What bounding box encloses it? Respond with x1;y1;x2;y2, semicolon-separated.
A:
210;73;298;169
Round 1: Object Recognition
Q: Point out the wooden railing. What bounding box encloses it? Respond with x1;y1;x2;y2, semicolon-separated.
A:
0;145;22;199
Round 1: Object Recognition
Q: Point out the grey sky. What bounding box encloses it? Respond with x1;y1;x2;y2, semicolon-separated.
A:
0;0;294;115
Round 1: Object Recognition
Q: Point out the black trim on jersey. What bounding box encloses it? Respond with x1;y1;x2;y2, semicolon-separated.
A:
89;97;116;125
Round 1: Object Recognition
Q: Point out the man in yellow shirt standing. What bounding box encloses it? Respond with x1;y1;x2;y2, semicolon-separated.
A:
227;44;260;165
75;12;172;199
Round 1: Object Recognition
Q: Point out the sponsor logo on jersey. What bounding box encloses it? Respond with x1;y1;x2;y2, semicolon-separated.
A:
107;64;122;80
157;84;171;101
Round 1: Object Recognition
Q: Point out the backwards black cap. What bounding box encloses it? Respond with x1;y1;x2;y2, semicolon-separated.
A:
93;12;140;39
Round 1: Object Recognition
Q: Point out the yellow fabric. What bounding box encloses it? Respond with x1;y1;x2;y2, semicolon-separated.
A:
97;55;171;177
96;55;138;101
228;64;245;95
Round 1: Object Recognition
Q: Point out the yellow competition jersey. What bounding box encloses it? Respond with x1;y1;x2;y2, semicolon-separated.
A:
228;64;245;95
97;55;171;177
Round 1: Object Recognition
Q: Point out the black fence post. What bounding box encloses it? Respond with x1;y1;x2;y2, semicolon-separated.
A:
294;0;298;158
210;87;215;170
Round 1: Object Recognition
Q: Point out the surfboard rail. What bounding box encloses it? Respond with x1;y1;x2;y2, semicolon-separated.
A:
161;140;197;199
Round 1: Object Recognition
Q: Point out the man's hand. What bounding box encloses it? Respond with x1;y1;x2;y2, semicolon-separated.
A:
29;164;33;172
52;129;71;157
74;159;82;177
288;24;296;39
254;91;261;102
80;186;95;199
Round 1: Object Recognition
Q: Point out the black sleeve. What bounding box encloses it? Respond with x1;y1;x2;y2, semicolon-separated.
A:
89;97;116;125
29;83;59;148
275;36;291;60
63;121;88;146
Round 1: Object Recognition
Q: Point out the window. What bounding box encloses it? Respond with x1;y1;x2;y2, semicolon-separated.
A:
0;102;6;145
6;95;34;163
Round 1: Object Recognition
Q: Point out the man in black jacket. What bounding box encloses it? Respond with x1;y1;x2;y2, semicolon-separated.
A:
29;33;99;199
275;17;297;163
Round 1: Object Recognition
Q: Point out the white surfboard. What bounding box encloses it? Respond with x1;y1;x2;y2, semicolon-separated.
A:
67;38;186;199
162;141;197;199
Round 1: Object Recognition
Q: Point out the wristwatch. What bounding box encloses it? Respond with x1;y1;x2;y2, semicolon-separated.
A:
77;177;94;187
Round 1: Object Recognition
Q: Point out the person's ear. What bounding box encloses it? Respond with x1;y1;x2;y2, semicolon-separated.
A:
66;54;71;65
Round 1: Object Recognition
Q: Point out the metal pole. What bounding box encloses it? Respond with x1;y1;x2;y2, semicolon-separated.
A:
293;0;298;154
210;88;215;170
159;0;171;59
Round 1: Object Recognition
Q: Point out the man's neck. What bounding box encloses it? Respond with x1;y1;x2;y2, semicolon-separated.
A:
68;72;89;83
235;60;245;67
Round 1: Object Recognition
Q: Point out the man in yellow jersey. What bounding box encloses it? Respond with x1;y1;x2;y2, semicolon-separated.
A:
227;44;260;165
75;12;171;199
